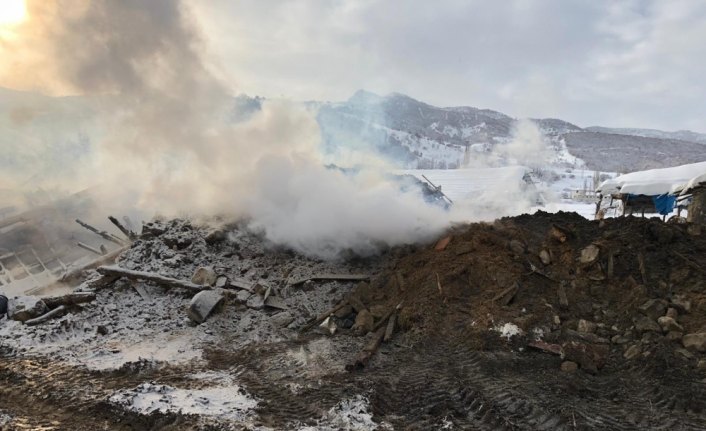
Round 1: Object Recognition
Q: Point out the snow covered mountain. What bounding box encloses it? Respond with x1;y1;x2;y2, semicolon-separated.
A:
316;90;706;173
585;126;706;145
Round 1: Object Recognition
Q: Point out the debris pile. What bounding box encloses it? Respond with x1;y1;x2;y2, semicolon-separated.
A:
352;210;706;374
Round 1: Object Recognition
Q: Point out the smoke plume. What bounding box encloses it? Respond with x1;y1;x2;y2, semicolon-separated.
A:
0;1;552;259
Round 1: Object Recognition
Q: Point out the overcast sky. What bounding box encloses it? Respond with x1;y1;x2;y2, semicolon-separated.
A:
192;0;706;133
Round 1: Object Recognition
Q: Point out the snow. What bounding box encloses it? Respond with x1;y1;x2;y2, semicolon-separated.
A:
298;395;391;431
494;323;523;340
598;161;706;196
109;381;258;421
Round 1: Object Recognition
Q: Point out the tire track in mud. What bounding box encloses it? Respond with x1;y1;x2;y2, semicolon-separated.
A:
205;332;706;430
0;352;207;430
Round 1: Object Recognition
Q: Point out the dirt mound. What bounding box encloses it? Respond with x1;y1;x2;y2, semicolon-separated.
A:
344;211;706;374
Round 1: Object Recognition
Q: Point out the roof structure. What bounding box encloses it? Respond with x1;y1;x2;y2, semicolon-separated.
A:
597;161;706;196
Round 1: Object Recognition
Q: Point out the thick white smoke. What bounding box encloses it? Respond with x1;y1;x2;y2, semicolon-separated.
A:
0;0;552;259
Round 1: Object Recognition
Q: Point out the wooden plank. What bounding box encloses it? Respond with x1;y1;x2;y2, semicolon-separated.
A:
96;265;206;292
289;273;370;286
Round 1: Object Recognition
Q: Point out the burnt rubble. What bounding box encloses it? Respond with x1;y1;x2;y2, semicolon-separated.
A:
3;212;706;428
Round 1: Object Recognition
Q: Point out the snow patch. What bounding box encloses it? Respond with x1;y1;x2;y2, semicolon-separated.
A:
494;323;523;340
109;382;258;421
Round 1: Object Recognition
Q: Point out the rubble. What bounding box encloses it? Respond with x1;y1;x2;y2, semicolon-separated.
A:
0;295;7;317
188;290;225;324
7;296;48;322
191;266;218;286
682;333;706;352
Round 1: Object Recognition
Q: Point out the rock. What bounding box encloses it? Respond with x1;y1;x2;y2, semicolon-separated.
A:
682;333;706;352
577;319;597;334
246;295;265;310
509;240;526;255
7;296;48;322
671;295;691;313
657;316;683;333
641;332;662;344
623;344;642;360
204;228;227;244
579;244;600;265
187;290;225;324
162;232;193;250
561;341;609;373
666;331;684;342
539;249;551;265
560;361;578;372
638;299;668;320
215;276;227;288
271;312;294;328
633;315;661;334
666;307;678;319
319;316;337;335
191;267;218;286
264;296;287;310
697;359;706;370
352;309;374;335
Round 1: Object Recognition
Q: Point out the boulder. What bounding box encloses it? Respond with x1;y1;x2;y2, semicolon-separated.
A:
577;319;597;334
561;341;609;373
671;295;691;313
187;290;225;324
633;315;661;334
682;333;706;352
638;299;668;320
539;249;552;265
657;316;683;333
579;244;600;265
191;266;218;286
7;296;48;322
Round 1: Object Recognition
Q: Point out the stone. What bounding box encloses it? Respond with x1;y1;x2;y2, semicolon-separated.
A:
682;333;706;352
657;316;683;333
7;296;48;322
633;315;661;334
623;344;642;360
611;335;631;345
187;290;225;324
204;228;227;244
579;244;600;265
638;299;668;320
191;267;218;286
671;295;691;313
561;341;609;374
577;319;597;334
666;307;678;319
539;249;551;265
675;348;695;360
352;309;374;335
560;361;578;372
270;312;294;328
666;331;684;342
215;276;227;288
641;332;662;344
697;359;706;370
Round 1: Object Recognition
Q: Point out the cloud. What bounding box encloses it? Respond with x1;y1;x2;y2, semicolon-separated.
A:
193;0;706;132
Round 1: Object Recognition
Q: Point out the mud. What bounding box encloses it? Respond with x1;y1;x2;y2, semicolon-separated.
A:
2;212;706;430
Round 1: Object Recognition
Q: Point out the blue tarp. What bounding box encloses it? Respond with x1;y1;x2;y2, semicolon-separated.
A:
652;194;677;215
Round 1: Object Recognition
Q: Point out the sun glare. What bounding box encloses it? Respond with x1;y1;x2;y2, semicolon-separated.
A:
0;0;27;26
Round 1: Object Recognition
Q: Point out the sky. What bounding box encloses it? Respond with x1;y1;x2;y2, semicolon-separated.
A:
0;0;705;133
189;0;706;133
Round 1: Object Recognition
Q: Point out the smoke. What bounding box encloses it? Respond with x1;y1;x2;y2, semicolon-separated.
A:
0;0;454;259
493;119;551;169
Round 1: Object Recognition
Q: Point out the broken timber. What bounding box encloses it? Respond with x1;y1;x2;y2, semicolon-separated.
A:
43;292;96;308
96;265;206;292
77;241;106;256
60;246;128;284
75;219;125;246
108;216;137;240
289;273;370;286
25;305;67;326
